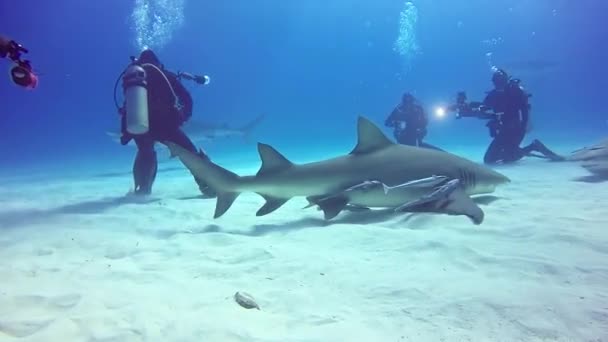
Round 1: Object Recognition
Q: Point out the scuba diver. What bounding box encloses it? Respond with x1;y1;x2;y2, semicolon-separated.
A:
115;49;215;196
0;34;38;89
450;69;564;164
385;92;442;150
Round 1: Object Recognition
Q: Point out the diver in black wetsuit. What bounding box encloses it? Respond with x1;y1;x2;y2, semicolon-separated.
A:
117;49;215;196
455;69;564;164
385;92;442;150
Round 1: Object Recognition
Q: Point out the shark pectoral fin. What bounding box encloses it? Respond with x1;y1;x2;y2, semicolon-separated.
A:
214;192;240;218
441;189;484;225
256;143;294;176
256;194;290;216
303;195;323;209
302;202;315;209
395;180;484;225
316;196;349;220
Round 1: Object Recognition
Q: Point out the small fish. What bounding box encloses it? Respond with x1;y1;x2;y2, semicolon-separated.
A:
382;175;448;194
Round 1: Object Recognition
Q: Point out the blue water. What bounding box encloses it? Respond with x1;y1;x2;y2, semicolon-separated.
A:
0;0;606;175
2;3;608;340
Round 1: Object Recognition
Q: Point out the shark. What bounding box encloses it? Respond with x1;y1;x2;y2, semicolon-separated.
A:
504;59;559;75
165;116;510;224
569;138;608;178
182;114;265;141
106;114;265;146
569;138;608;162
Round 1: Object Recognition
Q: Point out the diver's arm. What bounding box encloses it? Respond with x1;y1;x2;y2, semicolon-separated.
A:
481;92;495;111
385;106;400;127
169;73;194;118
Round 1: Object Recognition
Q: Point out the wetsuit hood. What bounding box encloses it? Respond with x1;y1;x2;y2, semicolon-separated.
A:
138;49;162;67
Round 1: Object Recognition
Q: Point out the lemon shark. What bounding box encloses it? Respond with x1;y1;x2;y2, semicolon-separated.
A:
165;117;510;224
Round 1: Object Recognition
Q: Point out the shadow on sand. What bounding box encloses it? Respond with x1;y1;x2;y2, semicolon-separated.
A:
572;175;607;183
93;166;183;179
0;196;159;229
192;195;502;237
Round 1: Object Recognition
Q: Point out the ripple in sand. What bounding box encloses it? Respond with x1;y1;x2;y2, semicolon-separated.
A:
0;319;54;338
50;294;82;309
0;294;82;313
104;248;129;260
35;248;54;256
203;248;274;265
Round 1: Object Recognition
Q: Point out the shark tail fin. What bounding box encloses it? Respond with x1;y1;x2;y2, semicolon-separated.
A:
164;141;242;218
240;114;265;142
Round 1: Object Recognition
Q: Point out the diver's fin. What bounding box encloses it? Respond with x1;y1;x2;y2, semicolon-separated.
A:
316;196;349;220
256;194;290;216
256;143;294;176
214;192;240;218
350;116;394;155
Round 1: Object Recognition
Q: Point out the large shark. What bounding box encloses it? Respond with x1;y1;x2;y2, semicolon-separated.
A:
165;117;510;224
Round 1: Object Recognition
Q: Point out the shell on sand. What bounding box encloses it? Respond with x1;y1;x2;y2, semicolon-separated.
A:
234;292;260;310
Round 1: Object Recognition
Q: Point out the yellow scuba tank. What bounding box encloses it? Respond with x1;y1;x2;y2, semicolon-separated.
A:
122;64;149;135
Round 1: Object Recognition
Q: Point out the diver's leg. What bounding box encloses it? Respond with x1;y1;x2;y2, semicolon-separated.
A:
133;135;157;195
397;130;417;146
500;128;527;162
501;135;526;163
522;139;565;161
483;137;504;164
166;129;217;197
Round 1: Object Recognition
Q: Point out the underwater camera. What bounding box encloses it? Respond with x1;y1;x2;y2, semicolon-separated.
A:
447;91;495;120
3;39;38;89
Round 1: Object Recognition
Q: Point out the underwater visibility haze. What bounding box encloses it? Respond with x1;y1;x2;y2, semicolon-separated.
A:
0;0;607;341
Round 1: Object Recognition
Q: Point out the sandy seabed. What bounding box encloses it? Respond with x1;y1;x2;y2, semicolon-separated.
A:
0;154;607;342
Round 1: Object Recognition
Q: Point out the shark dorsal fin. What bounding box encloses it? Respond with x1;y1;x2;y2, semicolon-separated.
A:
257;143;293;176
350;116;394;155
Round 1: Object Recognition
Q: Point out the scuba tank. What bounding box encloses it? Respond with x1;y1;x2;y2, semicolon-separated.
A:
122;64;150;135
113;53;211;136
509;78;534;132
